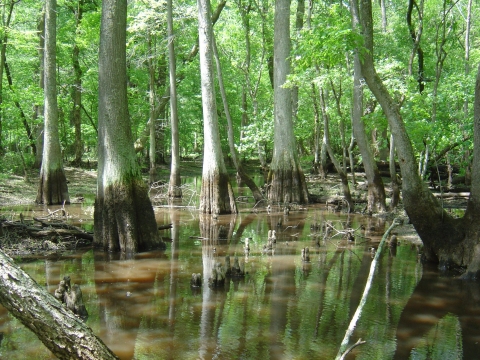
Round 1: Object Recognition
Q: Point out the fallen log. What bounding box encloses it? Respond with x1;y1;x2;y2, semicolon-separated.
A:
30;228;93;241
432;192;470;198
0;249;119;359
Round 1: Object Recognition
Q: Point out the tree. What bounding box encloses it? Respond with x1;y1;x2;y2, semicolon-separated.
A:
351;1;387;214
167;0;182;198
34;6;45;169
0;249;118;359
197;0;237;215
36;0;70;205
355;0;480;277
94;0;164;253
267;0;308;205
212;33;264;203
69;0;85;166
0;0;16;156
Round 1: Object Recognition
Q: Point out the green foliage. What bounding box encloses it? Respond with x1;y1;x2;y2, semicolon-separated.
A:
0;0;478;174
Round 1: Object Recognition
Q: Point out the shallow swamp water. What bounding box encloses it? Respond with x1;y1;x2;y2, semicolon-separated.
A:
0;173;479;359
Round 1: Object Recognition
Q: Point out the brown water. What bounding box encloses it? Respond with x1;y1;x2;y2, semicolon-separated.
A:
0;203;478;359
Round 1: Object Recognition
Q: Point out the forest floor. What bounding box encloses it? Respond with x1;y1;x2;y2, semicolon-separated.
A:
2;159;468;255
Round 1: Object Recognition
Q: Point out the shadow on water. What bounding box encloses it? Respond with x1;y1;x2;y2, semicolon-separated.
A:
1;202;480;359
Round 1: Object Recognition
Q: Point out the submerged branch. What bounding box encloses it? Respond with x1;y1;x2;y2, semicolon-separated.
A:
335;218;401;359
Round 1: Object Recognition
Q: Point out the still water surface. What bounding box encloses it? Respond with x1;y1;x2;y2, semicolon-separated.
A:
0;201;479;359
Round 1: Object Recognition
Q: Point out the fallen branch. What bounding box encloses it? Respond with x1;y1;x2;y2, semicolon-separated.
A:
0;249;118;359
335;218;401;359
29;228;93;241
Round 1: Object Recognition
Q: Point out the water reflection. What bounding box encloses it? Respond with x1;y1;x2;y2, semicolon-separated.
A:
0;206;479;359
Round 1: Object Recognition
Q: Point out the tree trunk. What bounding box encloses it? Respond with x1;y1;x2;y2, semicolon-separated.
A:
133;1;227;154
212;34;263;203
0;249;118;359
197;0;237;214
355;0;468;270
268;0;309;205
36;0;70;205
0;1;15;156
34;7;45;169
148;33;157;184
70;0;84;165
462;64;480;278
167;0;182;198
406;0;425;93
389;134;400;209
320;88;354;211
351;22;387;213
94;0;164;253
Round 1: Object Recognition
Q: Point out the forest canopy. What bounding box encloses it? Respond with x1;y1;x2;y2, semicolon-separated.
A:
0;0;476;186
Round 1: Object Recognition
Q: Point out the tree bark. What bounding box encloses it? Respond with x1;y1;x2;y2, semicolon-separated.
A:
0;1;16;156
167;0;182;198
148;33;157;184
268;0;309;205
320;88;354;212
406;0;425;93
212;34;263;203
462;63;480;278
94;0;165;253
389;134;400;209
0;249;118;359
355;0;467;270
197;0;237;214
36;0;70;205
34;7;45;169
70;0;84;165
351;4;387;213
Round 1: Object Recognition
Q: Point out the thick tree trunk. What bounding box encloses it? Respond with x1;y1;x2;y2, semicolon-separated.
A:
167;0;182;198
268;0;309;205
36;0;70;205
355;0;467;269
461;64;480;278
197;0;237;214
94;0;164;253
0;249;118;359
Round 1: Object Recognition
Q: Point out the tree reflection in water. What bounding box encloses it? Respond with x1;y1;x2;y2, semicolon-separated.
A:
1;206;479;359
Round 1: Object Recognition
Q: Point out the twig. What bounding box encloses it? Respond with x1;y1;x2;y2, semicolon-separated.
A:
338;338;366;360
